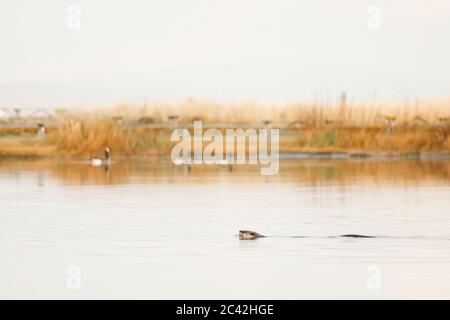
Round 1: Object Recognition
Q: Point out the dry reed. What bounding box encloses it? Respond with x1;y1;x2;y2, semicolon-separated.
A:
0;98;449;157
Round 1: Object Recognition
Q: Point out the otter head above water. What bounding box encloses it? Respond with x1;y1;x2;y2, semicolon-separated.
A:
239;230;265;240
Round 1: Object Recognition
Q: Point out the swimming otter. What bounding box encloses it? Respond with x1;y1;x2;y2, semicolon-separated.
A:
238;230;375;240
239;230;266;240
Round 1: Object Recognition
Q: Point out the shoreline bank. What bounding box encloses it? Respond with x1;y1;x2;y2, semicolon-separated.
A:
1;151;449;161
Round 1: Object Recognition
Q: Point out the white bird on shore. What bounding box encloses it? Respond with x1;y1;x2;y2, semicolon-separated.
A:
217;153;233;171
172;158;192;171
172;158;186;165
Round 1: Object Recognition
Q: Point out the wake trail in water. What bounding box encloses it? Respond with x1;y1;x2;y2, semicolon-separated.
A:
267;235;450;241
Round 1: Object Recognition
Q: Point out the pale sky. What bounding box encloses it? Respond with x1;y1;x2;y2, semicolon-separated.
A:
0;0;449;107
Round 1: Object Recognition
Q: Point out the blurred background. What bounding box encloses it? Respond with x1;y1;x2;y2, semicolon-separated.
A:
0;0;449;108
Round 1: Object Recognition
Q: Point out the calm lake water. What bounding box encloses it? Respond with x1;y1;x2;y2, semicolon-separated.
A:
0;158;449;299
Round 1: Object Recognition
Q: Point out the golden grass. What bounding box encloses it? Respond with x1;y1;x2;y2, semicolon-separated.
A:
0;119;170;158
0;138;57;158
283;127;450;152
102;97;450;127
49;118;137;156
0;98;449;157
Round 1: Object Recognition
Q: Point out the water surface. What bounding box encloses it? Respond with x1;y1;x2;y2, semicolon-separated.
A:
0;159;449;299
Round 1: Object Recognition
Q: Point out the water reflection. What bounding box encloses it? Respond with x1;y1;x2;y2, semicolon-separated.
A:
0;157;449;299
0;158;448;186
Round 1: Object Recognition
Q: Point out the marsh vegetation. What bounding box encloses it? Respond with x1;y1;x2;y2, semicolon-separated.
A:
0;98;449;158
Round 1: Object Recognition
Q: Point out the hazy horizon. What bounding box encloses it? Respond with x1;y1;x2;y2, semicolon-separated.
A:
1;0;449;108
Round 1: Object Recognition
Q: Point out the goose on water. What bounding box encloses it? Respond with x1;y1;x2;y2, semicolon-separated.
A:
91;147;111;166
